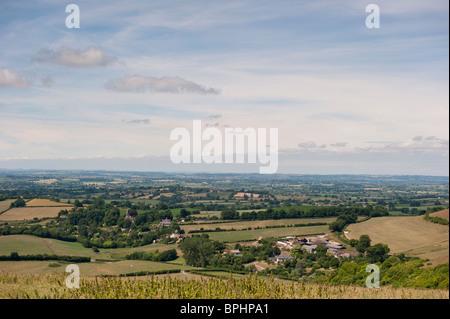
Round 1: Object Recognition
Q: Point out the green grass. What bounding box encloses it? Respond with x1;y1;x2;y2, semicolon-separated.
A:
0;235;175;260
206;224;329;242
180;217;335;233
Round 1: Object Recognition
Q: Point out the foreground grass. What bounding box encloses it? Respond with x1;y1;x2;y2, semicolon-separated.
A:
1;272;448;299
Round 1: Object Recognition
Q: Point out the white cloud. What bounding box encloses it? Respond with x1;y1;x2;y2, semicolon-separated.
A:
105;75;220;95
357;136;449;153
0;68;32;88
33;47;117;67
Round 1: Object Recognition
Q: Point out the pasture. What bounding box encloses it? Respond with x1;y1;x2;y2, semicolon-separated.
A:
206;224;330;242
180;217;336;233
0;235;176;260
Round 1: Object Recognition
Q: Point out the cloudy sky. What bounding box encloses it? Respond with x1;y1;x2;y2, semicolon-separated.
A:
0;0;448;175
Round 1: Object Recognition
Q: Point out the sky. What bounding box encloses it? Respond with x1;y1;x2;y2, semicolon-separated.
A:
0;0;448;175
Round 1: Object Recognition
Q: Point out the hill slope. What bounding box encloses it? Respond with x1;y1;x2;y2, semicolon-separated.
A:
345;216;449;266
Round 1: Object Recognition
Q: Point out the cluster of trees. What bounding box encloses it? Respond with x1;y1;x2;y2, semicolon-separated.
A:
328;213;359;232
0;194;14;201
312;257;448;289
0;223;76;242
0;197;181;249
179;235;282;271
125;249;178;262
221;205;388;221
0;252;90;263
210;240;281;271
178;234;226;267
9;198;26;208
262;244;340;279
424;212;449;226
58;198;178;248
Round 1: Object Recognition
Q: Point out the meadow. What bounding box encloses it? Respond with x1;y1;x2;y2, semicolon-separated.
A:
180;217;336;233
0;235;176;261
205;224;330;242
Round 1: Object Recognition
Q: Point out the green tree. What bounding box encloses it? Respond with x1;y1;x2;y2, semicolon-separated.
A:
10;252;20;260
10;198;25;208
180;208;190;218
366;243;390;263
356;234;371;253
73;199;83;208
291;259;307;278
179;235;216;267
349;239;358;247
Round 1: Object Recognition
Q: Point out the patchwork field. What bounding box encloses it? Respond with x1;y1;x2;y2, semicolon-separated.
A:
346;216;449;266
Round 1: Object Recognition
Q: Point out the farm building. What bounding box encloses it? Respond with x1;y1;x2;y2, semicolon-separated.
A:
333;251;358;258
223;249;243;257
302;244;317;254
125;209;137;222
160;218;172;227
270;254;294;264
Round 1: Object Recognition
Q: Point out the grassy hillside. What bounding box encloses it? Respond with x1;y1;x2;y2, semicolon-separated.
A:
345;216;449;266
0;235;175;260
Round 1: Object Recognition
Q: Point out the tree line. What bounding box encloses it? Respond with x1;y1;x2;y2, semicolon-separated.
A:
0;252;90;263
221;205;388;221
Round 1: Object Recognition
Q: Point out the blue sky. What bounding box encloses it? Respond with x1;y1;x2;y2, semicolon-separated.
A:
0;0;448;175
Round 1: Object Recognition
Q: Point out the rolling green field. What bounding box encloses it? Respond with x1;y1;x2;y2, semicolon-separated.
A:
0;235;176;260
